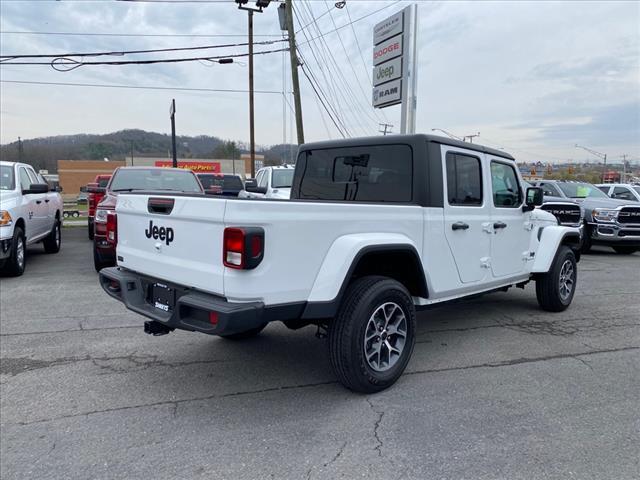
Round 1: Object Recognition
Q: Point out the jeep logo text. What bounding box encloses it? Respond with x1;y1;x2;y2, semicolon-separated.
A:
145;220;174;245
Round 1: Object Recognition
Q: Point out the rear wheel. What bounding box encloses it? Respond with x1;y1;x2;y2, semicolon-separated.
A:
93;245;112;272
536;246;577;312
613;246;637;255
43;220;61;253
219;323;267;340
328;276;416;393
3;227;26;276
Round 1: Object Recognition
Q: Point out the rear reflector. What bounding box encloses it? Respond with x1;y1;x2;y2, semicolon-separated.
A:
223;227;264;270
209;311;219;326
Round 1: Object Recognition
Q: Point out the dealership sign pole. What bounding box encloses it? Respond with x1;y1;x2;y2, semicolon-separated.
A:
372;4;418;134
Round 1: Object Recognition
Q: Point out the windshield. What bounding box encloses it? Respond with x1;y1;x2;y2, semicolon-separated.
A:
557;182;608;199
0;165;15;191
110;168;202;193
272;169;294;188
198;174;243;191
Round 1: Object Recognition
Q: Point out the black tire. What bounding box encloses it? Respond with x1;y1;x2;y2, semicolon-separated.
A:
613;246;637;255
219;323;268;340
43;220;61;253
536;246;577;312
3;227;26;276
88;220;94;240
580;225;592;253
328;276;416;393
93;245;112;272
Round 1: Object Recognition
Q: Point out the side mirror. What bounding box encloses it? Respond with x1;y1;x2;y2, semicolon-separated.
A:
244;179;257;190
87;183;106;194
22;183;49;195
524;186;544;211
244;179;267;194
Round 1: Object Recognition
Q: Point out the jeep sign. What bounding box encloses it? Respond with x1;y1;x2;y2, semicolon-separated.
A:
372;79;402;108
373;56;402;87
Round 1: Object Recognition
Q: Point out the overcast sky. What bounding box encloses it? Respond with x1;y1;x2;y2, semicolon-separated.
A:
1;0;638;164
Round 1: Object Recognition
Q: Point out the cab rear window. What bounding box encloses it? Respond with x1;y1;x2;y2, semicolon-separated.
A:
296;145;412;202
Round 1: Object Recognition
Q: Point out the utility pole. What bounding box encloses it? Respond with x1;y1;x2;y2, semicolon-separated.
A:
464;132;480;143
236;0;272;177
249;10;256;177
379;123;393;135
284;0;304;145
130;141;134;166
170;99;177;168
17;137;24;162
621;154;628;183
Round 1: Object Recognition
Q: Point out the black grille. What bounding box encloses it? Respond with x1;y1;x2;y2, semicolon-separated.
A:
617;207;640;225
540;204;581;225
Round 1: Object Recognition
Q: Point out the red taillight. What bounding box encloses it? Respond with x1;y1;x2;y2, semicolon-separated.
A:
106;213;117;246
223;227;264;270
209;311;219;326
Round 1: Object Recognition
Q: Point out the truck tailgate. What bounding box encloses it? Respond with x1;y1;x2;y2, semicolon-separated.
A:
115;193;226;295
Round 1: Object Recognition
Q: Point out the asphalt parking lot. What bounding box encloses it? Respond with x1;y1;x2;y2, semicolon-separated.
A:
1;227;638;480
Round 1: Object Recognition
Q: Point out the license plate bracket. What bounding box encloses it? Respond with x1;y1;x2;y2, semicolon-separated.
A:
151;283;175;312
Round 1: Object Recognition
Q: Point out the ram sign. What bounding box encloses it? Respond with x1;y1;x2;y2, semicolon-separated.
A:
372;79;402;108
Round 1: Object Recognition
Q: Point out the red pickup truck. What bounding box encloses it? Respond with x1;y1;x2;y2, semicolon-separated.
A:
93;167;204;271
86;174;111;240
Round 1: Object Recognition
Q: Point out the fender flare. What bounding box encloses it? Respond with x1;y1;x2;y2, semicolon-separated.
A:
303;233;427;319
532;226;581;273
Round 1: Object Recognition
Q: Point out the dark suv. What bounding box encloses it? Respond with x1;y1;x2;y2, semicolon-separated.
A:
197;173;244;197
534;180;639;254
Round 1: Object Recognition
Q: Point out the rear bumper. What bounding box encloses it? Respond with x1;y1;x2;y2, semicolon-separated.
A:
98;267;293;336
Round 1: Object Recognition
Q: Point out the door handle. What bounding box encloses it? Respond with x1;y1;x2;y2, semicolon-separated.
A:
45;199;50;203
451;221;470;231
36;200;42;204
493;221;507;230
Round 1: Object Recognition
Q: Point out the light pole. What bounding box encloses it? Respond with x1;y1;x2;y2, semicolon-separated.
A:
170;99;177;168
235;0;272;178
431;128;463;141
575;144;607;182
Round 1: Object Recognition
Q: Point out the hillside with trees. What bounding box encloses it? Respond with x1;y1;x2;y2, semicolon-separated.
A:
0;130;297;172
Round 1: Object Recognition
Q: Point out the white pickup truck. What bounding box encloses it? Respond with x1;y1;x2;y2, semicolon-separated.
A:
100;135;581;392
1;161;63;276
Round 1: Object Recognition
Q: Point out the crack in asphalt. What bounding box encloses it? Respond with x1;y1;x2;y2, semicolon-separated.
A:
323;441;347;468
0;353;229;377
4;345;638;427
415;318;640;340
0;325;140;337
367;399;384;458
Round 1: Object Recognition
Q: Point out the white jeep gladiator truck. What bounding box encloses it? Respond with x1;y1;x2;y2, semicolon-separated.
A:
99;135;581;392
1;161;63;276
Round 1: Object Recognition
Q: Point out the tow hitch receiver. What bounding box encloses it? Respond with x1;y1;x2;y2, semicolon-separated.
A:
144;321;174;336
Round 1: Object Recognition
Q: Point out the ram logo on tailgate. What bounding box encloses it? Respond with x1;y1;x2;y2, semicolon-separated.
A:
145;220;174;245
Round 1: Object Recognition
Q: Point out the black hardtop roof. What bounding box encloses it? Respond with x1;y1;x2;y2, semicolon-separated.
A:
299;134;515;161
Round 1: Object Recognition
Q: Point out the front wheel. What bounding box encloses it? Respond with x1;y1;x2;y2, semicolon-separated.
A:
328;276;416;393
613;246;637;255
2;227;26;276
536;246;577;312
43;220;61;253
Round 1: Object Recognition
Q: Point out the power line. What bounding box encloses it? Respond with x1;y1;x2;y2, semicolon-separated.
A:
0;79;283;94
0;39;286;59
300;64;347;138
0;47;289;69
0;30;282;38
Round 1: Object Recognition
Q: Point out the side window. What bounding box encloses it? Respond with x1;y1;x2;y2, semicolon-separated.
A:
257;170;268;188
491;161;522;207
612;186;634;201
597;186;611;195
19;168;32;191
540;183;558;197
445;152;482;206
26;168;39;184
